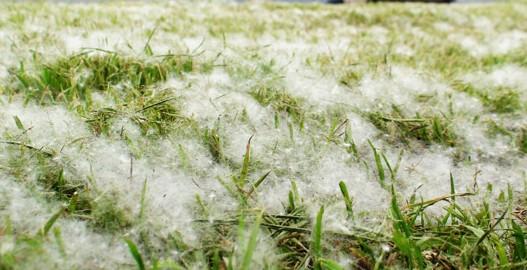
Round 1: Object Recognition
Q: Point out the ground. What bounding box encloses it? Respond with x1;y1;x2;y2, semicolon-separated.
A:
1;1;527;269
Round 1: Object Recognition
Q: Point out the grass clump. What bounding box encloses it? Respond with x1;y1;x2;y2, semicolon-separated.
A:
0;222;58;269
1;139;132;233
250;86;305;124
8;52;200;138
485;88;521;113
367;108;458;147
398;43;478;79
87;91;192;136
133;93;192;136
203;126;225;163
378;182;527;269
91;193;132;232
483;122;527;154
9;52;196;107
339;69;363;88
454;82;522;113
485;120;514;138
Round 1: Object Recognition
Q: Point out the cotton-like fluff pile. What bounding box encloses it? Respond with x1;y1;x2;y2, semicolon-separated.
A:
1;1;527;268
0;174;131;269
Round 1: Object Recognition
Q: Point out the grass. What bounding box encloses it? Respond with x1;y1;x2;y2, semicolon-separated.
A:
519;129;527;154
250;86;305;126
454;82;522;114
4;142;132;232
9;52;195;105
8;52;199;137
367;108;458;147
203;125;226;163
1;127;132;233
1;1;527;269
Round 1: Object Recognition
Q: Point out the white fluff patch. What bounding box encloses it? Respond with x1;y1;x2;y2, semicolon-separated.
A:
0;175;130;269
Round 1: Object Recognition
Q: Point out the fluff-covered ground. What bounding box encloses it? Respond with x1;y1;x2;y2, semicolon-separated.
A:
1;1;527;269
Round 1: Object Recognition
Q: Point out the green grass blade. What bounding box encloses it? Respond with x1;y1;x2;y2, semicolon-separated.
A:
320;258;344;270
449;172;457;224
368;140;385;188
13;116;24;130
390;185;424;269
512;220;526;261
143;26;157;56
338;181;353;219
475;209;508;247
139;178;148;221
390;185;411;237
39;207;65;236
53;227;66;257
125;238;145;270
312;206;325;270
238;135;253;187
241;213;262;270
177;144;191;171
450;172;456;200
247;170;271;197
381;153;394;181
495;239;509;268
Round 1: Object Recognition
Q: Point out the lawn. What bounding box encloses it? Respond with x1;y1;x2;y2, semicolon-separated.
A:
1;0;527;269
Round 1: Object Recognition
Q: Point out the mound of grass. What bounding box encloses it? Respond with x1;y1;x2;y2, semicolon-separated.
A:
9;52;196;107
2;138;132;233
87;90;194;136
250;86;305;124
454;82;522;114
203;125;225;163
367;108;458;147
8;53;200;137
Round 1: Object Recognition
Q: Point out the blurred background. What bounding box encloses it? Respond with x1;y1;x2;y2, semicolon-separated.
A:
36;0;498;3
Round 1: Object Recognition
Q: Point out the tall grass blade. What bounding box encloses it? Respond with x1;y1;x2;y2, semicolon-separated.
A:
240;213;262;270
475;209;508;247
39;207;65;236
320;258;344;270
450;172;456;200
125;238;146;270
381;153;395;182
512;220;526;261
238;135;253;187
390;185;424;269
368;140;385;188
139;178;148;221
312;206;324;270
247;170;271;197
338;181;353;219
449;172;457;224
143;26;158;56
13;116;24;130
495;239;509;268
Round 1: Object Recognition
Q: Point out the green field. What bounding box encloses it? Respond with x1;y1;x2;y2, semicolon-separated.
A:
1;1;527;269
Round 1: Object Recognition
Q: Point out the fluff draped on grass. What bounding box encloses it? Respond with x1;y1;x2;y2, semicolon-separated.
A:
1;1;527;269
